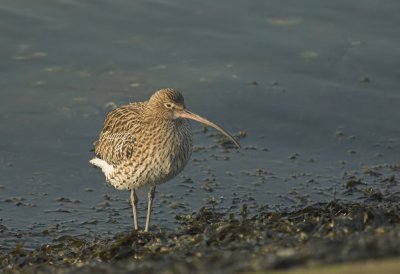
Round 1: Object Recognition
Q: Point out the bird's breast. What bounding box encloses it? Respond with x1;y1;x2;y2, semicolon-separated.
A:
151;120;193;184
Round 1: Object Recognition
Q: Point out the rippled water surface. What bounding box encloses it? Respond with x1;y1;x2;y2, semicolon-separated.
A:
1;0;399;250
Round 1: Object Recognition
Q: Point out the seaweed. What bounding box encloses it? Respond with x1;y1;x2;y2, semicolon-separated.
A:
1;201;400;273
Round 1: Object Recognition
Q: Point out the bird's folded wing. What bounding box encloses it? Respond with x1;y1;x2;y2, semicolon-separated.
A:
95;131;135;165
94;103;144;165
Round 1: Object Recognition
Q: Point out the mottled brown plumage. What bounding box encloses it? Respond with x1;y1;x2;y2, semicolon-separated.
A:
90;88;240;232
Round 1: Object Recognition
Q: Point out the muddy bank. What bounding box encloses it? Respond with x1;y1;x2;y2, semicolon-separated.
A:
2;201;400;273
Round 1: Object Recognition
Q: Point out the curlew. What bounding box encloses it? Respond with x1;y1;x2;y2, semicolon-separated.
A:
90;88;240;232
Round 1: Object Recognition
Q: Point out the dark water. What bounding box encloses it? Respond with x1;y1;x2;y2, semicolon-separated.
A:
1;0;400;250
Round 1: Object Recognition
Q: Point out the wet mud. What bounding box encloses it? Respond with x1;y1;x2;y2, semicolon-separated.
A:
1;0;400;273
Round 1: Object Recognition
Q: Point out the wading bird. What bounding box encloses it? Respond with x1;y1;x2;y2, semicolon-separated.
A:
90;88;240;232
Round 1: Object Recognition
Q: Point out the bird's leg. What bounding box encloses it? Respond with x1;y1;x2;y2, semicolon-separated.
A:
144;186;156;232
130;189;139;231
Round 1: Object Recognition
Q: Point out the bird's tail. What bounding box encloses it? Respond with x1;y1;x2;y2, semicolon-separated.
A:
89;157;114;177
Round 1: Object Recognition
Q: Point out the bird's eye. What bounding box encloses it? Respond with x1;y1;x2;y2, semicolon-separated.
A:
165;103;173;109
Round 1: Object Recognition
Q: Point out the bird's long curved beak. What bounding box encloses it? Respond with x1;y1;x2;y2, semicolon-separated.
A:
176;110;241;149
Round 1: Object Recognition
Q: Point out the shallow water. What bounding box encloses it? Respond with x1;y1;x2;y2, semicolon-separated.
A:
1;0;400;251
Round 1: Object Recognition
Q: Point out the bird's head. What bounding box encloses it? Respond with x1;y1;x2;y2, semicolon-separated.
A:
148;88;241;149
148;88;186;120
